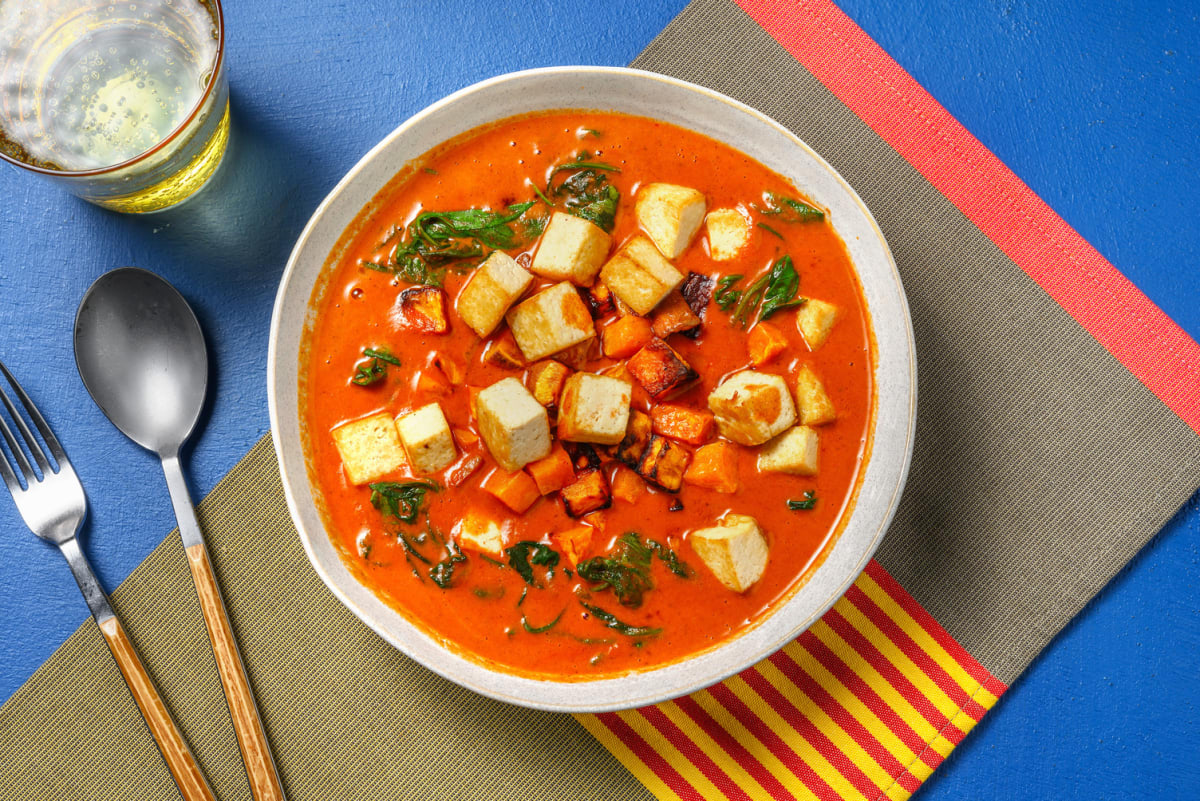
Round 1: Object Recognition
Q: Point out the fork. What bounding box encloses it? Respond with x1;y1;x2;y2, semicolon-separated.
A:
0;360;217;801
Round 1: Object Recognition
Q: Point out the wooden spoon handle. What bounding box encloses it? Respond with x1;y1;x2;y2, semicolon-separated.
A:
186;542;287;801
98;615;217;801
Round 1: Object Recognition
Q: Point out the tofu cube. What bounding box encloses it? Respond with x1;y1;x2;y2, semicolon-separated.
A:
530;211;612;285
560;469;613;518
635;434;692;492
330;412;407;486
756;425;819;475
391;286;448;333
506;281;596;361
795;365;836;426
796;298;840;350
705;208;751;261
476;377;552;471
455;250;533;337
650;291;702;339
616;409;653;467
599;235;685;315
627;337;699;400
558;373;633;445
707;370;797;446
394;403;457;475
684;441;740;494
689;514;769;593
526;359;572;410
480;467;541;513
458;511;505;557
635;183;707;259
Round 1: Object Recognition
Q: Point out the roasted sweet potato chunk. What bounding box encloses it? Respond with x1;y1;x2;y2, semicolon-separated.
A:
650;291;702;339
393;287;448;333
684;441;739;493
525;444;576;495
554;525;593;566
635;435;692;492
481;468;541;513
651;404;715;446
680;271;715;317
482;329;525;369
526;360;572;410
602;314;654;359
627;337;699;400
560;469;612;518
616;409;653;466
611;464;647;504
585;283;617;318
747;321;788;367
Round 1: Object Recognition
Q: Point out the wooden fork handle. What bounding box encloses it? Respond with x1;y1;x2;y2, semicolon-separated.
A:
98;615;217;801
186;542;287;801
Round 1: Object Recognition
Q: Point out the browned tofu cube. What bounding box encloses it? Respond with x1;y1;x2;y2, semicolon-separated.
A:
482;329;525;370
560;469;613;518
526;360;572;409
627;337;699;400
635;435;693;492
506;281;596;361
599;234;685;315
616;409;653;466
650;291;702;339
392;287;448;333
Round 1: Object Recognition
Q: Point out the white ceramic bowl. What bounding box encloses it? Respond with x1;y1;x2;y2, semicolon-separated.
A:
268;67;916;713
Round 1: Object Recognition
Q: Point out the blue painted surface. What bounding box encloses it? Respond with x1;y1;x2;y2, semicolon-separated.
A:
0;0;1195;797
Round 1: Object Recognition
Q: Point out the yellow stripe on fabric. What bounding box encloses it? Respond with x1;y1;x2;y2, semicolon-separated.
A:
756;658;892;794
574;714;685;801
615;709;728;801
974;688;1000;709
780;641;925;772
724;673;870;801
656;700;775;801
833;599;963;722
856;572;980;696
690;688;820;801
884;783;912;801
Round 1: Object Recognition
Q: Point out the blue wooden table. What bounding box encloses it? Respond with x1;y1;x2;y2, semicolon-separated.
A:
1;1;1195;797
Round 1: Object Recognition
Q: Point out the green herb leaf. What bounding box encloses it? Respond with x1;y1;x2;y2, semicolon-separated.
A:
576;532;690;607
714;275;743;311
759;256;807;320
546;152;621;232
351;347;400;386
368;480;439;524
429;541;466;588
757;222;784;240
788;491;818;511
731;275;768;328
521;609;564;634
579;601;662;638
504;541;561;586
754;192;825;223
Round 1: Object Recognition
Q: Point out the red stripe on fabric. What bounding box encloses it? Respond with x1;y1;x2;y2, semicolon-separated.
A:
844;583;971;706
897;770;922;794
862;562;1002;689
823;609;949;731
799;628;936;762
962;699;989;722
637;705;754;801
673;695;793;800
595;712;704;801
734;0;1200;435
767;649;910;779
706;681;846;801
740;663;886;800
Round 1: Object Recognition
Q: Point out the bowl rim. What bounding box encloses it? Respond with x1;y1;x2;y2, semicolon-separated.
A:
268;65;916;712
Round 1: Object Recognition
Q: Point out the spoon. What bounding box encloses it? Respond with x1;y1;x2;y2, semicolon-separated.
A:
74;267;287;801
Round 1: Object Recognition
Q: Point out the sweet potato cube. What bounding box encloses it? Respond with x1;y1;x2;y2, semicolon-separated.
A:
482;329;525;370
585;283;617;318
560;469;613;518
747;321;789;367
434;353;465;385
795;365;836;426
650;291;702;339
554;525;594;567
707;370;797;445
684;441;740;494
530;211;612;285
446;454;483;488
395;403;457;475
627;337;699;400
635;435;692;492
526;359;572;410
481;467;541;514
680;272;715;316
611;464;648;504
757;425;819;476
413;367;451;399
796;298;840;350
690;514;768;593
458;511;505;556
616;409;653;466
599;234;685;315
476;377;552;471
651;404;715;446
636;183;707;259
392;286;448;333
525;444;576;495
455;250;534;337
331;412;407;486
602;314;654;359
506;281;596;361
558;373;632;445
555;337;596;370
705;208;751;261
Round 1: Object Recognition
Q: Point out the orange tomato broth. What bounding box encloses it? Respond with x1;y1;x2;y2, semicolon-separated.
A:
302;111;874;679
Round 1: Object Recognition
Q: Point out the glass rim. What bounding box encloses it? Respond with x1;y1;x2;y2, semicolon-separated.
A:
0;0;226;178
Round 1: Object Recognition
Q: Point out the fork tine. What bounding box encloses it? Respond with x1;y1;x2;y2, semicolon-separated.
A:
0;389;38;483
0;416;23;494
0;360;58;475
